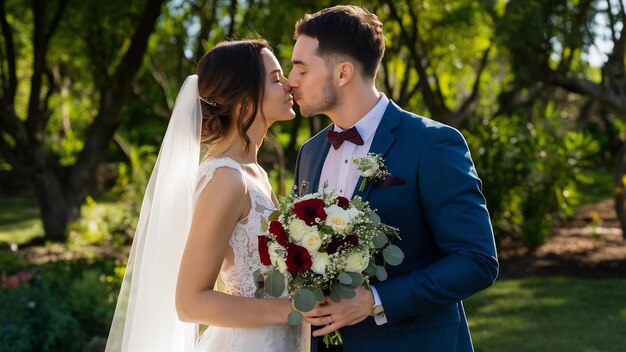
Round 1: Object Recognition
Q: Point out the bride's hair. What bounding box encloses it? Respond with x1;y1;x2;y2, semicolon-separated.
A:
196;39;270;151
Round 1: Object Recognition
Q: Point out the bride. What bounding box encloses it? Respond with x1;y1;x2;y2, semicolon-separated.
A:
105;39;307;351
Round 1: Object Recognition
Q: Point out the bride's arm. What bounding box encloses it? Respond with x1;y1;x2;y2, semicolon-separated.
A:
176;167;291;327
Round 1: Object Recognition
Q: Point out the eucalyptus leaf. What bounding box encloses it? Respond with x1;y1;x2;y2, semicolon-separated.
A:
338;272;353;285
287;311;303;326
266;270;285;298
383;244;405;266
253;269;262;284
364;262;377;277
372;233;388;249
347;272;364;288
375;265;388;281
313;288;325;302
268;210;280;222
338;284;356;299
329;284;341;302
369;212;381;226
254;288;264;298
294;289;316;312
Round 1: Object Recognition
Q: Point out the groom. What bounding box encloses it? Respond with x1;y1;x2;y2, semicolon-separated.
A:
289;5;498;352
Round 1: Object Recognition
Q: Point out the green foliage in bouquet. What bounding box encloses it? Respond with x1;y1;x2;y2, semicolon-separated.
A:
254;190;403;346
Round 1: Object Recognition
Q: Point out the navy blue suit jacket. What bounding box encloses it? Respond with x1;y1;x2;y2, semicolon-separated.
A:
294;101;498;352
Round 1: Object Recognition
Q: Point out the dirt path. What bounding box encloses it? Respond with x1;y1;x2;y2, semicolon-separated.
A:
499;199;626;278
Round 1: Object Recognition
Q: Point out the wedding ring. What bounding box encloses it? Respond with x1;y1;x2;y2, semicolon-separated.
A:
328;316;333;324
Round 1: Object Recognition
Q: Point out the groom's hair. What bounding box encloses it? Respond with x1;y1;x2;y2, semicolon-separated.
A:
294;5;385;79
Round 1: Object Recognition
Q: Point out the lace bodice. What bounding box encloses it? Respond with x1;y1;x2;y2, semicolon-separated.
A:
195;157;275;297
193;157;306;352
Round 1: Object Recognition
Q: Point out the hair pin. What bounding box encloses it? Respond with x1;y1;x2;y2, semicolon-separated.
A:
199;96;217;107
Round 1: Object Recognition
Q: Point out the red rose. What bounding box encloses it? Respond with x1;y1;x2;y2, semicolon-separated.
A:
293;198;327;225
258;236;271;265
325;234;359;254
336;196;350;209
269;221;289;247
286;244;313;276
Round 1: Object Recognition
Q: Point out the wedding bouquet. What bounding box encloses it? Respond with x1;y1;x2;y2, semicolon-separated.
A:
255;189;403;346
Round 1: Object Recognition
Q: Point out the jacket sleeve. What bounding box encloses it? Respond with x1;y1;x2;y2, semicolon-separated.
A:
375;125;499;327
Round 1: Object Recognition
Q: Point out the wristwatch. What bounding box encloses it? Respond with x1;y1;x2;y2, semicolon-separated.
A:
370;304;384;317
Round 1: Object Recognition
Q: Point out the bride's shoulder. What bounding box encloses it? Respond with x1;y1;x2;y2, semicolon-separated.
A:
199;157;243;176
195;157;247;201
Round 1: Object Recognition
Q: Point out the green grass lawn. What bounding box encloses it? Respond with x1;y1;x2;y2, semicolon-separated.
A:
0;193;43;244
465;278;626;352
2;193;626;351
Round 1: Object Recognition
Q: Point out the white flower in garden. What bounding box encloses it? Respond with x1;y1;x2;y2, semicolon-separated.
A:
325;204;353;234
301;231;323;253
311;252;330;275
289;218;313;242
344;251;370;272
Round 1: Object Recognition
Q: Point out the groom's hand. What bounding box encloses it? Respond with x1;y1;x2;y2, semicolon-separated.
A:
302;286;374;336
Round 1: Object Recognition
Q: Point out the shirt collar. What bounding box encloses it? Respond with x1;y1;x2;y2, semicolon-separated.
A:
333;93;389;142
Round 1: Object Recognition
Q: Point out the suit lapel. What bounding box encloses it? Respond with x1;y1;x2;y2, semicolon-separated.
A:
352;101;402;200
302;126;332;194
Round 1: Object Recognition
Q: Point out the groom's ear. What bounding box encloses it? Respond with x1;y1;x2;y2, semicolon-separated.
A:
335;61;355;88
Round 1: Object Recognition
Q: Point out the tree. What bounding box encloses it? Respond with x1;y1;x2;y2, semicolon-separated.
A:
495;0;626;239
0;0;166;242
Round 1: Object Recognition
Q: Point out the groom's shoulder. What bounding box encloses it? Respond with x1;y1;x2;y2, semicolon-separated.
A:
391;102;462;139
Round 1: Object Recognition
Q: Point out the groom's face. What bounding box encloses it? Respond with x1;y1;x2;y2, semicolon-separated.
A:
288;35;337;117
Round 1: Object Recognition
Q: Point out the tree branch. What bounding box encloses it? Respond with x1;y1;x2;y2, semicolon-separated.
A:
457;45;492;120
71;0;166;197
227;0;238;38
385;0;451;120
193;0;218;61
45;0;68;43
0;0;17;104
546;72;626;112
0;129;18;167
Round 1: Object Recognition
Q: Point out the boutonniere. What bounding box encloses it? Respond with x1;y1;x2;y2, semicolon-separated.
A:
353;153;390;192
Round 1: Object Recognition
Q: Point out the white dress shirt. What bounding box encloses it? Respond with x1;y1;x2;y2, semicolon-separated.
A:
318;93;389;325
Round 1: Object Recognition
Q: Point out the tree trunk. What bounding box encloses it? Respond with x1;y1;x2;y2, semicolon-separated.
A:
0;0;165;244
30;168;78;243
613;142;626;240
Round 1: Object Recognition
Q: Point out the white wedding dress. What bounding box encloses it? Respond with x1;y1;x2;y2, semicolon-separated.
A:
194;157;305;352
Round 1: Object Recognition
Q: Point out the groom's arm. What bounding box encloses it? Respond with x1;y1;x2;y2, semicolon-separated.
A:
375;125;498;328
305;125;498;335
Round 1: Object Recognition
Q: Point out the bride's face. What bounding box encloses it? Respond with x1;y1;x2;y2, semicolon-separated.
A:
260;48;295;125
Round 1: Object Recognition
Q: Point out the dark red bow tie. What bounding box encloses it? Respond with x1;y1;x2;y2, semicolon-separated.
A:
326;126;364;149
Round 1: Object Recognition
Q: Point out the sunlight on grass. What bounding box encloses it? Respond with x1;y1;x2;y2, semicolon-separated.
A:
0;194;44;244
466;278;626;352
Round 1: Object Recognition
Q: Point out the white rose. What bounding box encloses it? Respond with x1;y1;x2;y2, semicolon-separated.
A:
344;251;370;273
301;231;322;253
288;218;312;242
311;252;330;275
325;204;353;234
346;207;361;220
362;168;376;177
269;242;287;274
299;192;322;201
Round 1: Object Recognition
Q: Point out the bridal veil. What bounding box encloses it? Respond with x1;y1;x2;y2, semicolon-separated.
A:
106;75;200;351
